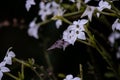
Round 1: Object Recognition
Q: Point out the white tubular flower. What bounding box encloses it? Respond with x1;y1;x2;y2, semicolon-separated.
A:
28;18;39;39
63;19;88;45
73;19;88;31
112;18;120;31
81;6;96;21
56;20;62;29
97;0;111;17
25;0;36;11
63;74;81;80
51;1;60;14
108;31;120;46
63;25;77;45
38;2;52;21
51;1;65;29
0;66;10;80
0;47;15;80
4;48;16;65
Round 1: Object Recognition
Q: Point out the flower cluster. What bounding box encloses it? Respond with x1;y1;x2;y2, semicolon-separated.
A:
63;19;88;45
0;48;15;80
24;0;120;79
39;1;65;28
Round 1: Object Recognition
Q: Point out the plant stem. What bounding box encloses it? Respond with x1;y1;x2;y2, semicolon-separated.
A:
13;58;30;67
5;73;20;80
94;40;120;80
21;64;24;80
83;25;120;80
13;58;44;80
79;64;83;80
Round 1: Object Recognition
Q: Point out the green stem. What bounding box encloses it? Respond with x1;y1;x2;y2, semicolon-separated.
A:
13;58;30;67
94;40;120;80
84;25;120;80
105;0;120;16
37;10;82;26
97;10;116;17
64;11;82;17
38;19;52;26
14;58;44;80
5;73;20;80
77;39;94;47
60;17;72;24
21;64;24;80
30;67;44;80
79;64;83;80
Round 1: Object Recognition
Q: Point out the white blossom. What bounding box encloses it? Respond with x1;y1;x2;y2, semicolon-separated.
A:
38;1;65;29
28;18;39;39
0;47;15;80
112;18;120;31
4;51;15;65
108;31;120;46
51;1;60;15
0;66;10;80
25;0;36;11
51;1;65;29
63;19;88;45
63;26;77;45
56;20;62;29
63;74;81;80
97;0;111;17
38;2;52;21
81;6;96;21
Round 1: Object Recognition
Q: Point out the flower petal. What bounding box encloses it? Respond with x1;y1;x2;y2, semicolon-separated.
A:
1;67;10;72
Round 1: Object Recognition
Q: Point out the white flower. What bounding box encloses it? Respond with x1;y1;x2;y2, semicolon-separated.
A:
51;1;65;29
0;66;10;80
51;1;60;15
25;0;36;11
63;74;81;80
28;18;39;39
73;19;88;31
51;1;65;16
81;6;96;21
97;0;111;17
63;19;88;45
63;26;77;45
0;47;15;80
56;20;62;29
108;31;120;46
112;18;120;31
4;48;16;65
38;2;52;21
